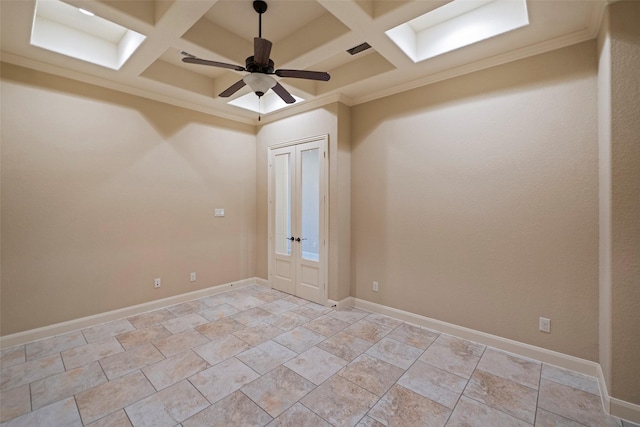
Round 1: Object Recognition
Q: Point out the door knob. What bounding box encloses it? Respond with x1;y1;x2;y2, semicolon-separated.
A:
289;236;295;241
295;237;308;242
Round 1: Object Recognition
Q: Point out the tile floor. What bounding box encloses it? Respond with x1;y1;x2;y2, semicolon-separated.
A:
0;285;626;427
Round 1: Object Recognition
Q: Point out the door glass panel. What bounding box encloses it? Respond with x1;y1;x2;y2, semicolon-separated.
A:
274;153;291;255
300;148;320;261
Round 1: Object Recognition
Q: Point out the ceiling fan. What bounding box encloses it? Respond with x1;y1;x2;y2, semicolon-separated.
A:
181;0;330;104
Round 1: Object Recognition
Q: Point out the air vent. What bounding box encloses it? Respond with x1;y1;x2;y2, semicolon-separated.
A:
346;42;371;56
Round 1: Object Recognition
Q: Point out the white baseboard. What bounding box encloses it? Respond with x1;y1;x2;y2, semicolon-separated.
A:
328;296;354;310
254;277;270;288
347;297;639;423
0;277;259;349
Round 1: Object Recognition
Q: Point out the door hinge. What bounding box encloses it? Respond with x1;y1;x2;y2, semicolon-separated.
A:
323;151;326;158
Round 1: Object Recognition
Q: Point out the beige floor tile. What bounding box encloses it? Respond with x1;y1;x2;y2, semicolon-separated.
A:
476;348;541;390
182;390;272;426
84;409;132;427
233;307;278;326
166;300;210;317
343;319;394;344
82;320;135;344
363;313;403;330
291;303;331;320
189;357;260;404
1;397;82;427
264;311;309;331
273;326;325;353
194;335;250;366
541;364;600;396
0;384;31;422
233;322;284;346
327;308;369;324
303;315;351;337
317;331;373;362
127;309;175;329
142;350;207;391
397;360;466;409
386;322;439;350
281;295;310;306
285;347;348;385
464;370;538;424
99;343;165;380
369;384;451;427
267;402;331;427
75;371;155;424
1;353;65;391
538;378;619;427
25;332;86;361
124;380;210;427
227;295;268;311
300;375;378;427
31;361;107;410
365;336;423;369
195;317;246;340
116;325;171;350
152;329;208;358
251;288;289;304
436;334;486;357
356;415;386;426
338;353;405;397
61;338;124;371
535;408;586;427
447;395;531;427
419;340;482;379
200;293;236;308
161;313;209;334
260;299;300;315
0;346;25;370
198;303;239;321
242;365;315;417
237;340;297;375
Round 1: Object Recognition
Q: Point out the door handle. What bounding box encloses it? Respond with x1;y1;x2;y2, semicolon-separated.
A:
288;236;295;241
295;237;308;242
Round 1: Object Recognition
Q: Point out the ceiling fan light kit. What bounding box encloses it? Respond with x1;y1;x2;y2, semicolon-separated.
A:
181;0;330;109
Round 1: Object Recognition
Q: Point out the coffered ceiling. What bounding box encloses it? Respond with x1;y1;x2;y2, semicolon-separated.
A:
1;0;607;124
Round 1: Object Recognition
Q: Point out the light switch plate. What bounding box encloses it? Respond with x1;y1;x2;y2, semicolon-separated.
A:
214;209;224;217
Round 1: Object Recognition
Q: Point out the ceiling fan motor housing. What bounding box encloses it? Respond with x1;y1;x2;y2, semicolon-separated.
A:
245;56;274;74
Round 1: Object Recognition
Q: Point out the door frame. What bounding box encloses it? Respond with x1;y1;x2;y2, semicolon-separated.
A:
267;134;329;306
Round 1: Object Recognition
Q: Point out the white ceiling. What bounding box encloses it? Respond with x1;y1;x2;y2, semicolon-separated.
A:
0;0;607;125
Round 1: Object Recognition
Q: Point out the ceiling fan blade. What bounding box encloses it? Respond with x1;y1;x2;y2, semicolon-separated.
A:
275;69;330;81
182;57;245;72
219;79;247;97
271;82;296;104
254;37;272;66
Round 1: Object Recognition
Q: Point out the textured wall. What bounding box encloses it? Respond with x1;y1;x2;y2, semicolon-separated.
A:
1;64;257;335
351;41;599;360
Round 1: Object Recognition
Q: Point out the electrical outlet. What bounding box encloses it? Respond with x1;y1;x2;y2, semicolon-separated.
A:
539;317;550;333
154;278;161;288
190;272;196;282
373;281;379;292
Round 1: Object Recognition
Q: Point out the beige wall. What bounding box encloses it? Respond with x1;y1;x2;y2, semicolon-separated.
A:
1;64;257;335
598;1;640;407
351;41;599;361
255;104;351;301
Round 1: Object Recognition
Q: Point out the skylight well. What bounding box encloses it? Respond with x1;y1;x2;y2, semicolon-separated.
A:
31;0;146;70
386;0;529;63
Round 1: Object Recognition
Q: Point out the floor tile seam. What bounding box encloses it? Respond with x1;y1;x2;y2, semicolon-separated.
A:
536;406;593;427
532;356;544;426
472;366;541;393
443;345;489;426
461;393;535;425
297;397;338;427
538;373;601;399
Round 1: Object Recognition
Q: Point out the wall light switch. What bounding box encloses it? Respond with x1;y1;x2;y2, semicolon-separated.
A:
214;209;225;217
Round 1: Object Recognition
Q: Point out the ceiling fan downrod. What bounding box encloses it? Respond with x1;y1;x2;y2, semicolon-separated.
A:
253;0;268;38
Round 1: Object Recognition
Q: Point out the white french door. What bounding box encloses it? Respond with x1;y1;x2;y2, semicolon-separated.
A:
268;136;327;305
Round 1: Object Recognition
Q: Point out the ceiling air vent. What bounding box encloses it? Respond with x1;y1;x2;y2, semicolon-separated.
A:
346;42;371;55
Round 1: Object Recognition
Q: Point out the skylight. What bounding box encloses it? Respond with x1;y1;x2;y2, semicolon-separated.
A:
228;90;304;115
31;0;146;70
386;0;529;63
